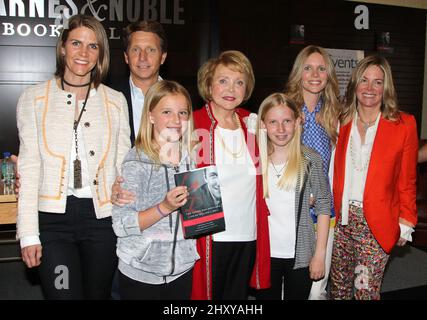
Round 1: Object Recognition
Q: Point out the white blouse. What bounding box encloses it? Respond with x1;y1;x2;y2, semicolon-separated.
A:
213;126;257;242
265;162;296;258
347;111;381;203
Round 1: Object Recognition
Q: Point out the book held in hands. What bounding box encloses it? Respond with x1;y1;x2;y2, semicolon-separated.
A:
174;165;225;238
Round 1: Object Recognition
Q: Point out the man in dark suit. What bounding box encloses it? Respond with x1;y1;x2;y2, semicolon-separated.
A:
111;20;168;197
110;20;168;145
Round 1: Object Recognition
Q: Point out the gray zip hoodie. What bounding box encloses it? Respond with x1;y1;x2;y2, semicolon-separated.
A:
112;147;199;284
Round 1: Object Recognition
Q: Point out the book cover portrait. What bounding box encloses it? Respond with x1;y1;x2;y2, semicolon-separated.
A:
174;165;225;238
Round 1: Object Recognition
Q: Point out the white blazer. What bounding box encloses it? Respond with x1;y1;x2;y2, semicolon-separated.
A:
16;78;131;239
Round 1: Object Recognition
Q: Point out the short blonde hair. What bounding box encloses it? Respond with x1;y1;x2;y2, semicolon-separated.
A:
285;45;341;145
341;55;400;125
198;50;255;103
257;93;304;197
135;80;194;164
55;14;109;88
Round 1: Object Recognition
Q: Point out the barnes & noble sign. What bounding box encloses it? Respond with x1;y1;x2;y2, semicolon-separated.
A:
0;0;185;44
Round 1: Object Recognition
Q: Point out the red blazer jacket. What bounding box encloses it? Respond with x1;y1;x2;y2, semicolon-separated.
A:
333;112;418;254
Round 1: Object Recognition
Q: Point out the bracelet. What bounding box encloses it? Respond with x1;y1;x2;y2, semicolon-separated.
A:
156;204;169;218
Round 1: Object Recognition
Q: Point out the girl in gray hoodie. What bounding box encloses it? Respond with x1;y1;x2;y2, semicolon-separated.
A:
112;81;199;299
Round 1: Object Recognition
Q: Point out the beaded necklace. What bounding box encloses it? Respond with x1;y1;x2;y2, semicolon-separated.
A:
216;113;245;159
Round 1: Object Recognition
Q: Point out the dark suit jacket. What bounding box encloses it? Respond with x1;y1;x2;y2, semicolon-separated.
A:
109;78;136;145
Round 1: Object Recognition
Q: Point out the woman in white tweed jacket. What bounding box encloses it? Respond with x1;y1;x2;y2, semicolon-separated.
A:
255;93;331;300
16;15;131;299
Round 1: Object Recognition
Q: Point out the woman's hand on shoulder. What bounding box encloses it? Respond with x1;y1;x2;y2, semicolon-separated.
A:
243;113;258;134
111;176;136;206
21;244;42;268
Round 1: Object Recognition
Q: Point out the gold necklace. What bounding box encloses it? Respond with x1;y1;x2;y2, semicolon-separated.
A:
216;113;245;159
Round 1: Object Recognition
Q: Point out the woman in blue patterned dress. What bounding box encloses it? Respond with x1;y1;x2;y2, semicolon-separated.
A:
285;45;341;300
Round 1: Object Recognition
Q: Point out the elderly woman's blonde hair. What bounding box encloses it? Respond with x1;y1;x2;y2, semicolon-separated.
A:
198;50;255;104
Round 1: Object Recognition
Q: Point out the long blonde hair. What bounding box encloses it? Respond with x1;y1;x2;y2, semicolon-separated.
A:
257;93;304;198
285;45;340;145
341;55;400;125
135;81;194;164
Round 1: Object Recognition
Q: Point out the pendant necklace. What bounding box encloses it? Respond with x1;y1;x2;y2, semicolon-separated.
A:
358;117;376;133
61;76;92;189
357;110;379;133
271;161;288;179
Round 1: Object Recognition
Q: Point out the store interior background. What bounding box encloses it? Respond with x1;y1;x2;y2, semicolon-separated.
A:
0;0;427;299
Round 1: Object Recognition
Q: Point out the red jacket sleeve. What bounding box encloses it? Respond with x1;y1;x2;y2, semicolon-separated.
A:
398;114;418;227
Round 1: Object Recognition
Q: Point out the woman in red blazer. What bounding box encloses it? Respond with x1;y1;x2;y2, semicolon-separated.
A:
329;55;418;300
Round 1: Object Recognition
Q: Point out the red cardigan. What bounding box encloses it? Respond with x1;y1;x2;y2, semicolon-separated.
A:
333;112;418;254
191;103;271;300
